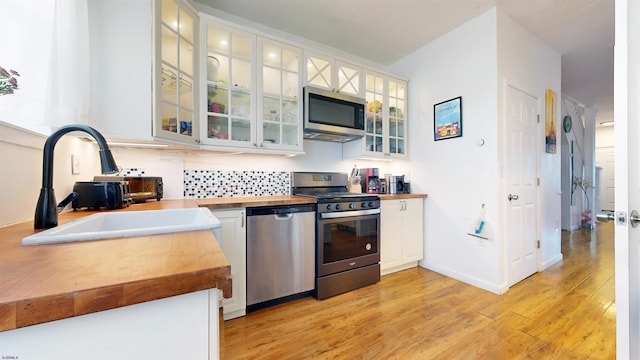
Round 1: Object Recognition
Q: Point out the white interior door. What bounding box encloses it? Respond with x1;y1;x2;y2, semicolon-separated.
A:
596;147;615;211
505;85;539;286
614;0;640;357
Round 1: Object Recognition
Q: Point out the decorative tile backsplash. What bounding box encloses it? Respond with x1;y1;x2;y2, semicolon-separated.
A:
119;168;146;177
183;170;290;198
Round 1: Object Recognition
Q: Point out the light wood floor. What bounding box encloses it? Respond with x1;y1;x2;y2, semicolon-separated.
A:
223;222;615;359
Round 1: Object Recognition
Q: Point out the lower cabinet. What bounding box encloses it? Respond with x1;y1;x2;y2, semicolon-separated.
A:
209;208;246;320
380;198;424;275
0;290;220;359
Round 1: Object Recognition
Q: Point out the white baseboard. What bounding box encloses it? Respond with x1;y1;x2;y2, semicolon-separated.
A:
419;261;505;295
540;253;563;271
381;261;418;276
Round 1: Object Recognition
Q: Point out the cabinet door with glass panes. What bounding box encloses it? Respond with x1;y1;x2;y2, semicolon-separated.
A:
258;38;302;151
200;18;256;147
387;78;407;157
363;72;385;155
154;0;198;143
345;72;407;159
304;53;362;97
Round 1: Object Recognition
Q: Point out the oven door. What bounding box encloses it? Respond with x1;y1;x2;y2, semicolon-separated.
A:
317;209;380;277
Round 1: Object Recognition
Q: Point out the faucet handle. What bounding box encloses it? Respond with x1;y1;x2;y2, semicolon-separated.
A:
57;192;78;214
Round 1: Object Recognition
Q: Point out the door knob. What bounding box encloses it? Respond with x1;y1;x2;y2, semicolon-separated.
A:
631;210;640;228
596;212;615;222
508;194;519;201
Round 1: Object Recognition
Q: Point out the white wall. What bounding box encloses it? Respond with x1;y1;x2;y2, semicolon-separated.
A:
388;7;562;294
0;122;101;226
497;10;563;270
596;125;615;148
390;9;503;293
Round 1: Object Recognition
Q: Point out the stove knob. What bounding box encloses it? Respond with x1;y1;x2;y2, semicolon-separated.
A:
349;203;355;209
368;202;374;208
326;204;333;211
361;202;367;208
336;204;342;210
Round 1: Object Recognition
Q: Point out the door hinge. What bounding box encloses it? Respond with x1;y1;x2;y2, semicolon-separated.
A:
537;177;540;186
536;240;540;249
537;114;541;123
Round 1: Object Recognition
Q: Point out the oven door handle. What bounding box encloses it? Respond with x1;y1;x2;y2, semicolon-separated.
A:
319;208;380;219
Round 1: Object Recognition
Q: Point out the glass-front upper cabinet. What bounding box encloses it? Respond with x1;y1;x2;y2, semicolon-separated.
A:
387;79;406;157
304;52;362;97
201;19;255;146
343;71;407;159
258;38;302;150
154;0;198;143
364;73;385;155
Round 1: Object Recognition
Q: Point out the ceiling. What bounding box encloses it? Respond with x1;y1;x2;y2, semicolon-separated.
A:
194;0;615;124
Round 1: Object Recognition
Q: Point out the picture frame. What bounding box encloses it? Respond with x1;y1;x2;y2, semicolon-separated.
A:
434;96;462;141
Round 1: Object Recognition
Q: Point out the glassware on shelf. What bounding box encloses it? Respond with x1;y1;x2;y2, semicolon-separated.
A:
207;55;219;82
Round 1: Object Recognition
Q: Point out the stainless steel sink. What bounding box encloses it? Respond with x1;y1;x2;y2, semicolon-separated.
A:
22;208;221;246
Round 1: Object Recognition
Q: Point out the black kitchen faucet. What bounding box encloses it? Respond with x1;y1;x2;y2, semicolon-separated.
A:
34;124;119;229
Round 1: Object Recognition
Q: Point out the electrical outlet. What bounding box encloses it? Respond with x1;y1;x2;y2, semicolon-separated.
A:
71;154;81;175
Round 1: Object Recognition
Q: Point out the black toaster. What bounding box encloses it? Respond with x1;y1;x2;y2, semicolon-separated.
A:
72;181;131;210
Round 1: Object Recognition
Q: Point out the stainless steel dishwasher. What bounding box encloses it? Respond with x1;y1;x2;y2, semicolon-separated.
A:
246;204;316;312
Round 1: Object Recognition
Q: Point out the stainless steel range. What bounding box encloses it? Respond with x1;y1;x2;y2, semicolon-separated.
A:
291;172;381;300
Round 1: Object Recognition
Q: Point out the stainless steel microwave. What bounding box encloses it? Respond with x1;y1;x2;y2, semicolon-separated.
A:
303;86;366;142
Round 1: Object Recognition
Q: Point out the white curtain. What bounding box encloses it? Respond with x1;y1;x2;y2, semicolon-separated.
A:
0;1;55;135
46;0;90;127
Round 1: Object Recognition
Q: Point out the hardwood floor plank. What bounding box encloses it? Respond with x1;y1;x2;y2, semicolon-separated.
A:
224;223;616;359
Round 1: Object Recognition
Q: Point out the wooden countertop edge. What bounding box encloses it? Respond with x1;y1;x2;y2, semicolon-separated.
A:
0;266;232;332
379;193;428;200
197;195;316;209
196;194;427;208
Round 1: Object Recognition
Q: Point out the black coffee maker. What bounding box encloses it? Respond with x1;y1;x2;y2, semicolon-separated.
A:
360;168;380;193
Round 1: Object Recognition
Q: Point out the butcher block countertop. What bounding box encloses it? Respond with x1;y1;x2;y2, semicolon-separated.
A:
196;195;316;209
196;194;427;208
0;199;231;332
379;193;428;200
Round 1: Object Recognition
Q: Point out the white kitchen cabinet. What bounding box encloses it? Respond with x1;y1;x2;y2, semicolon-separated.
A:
304;52;363;97
380;198;424;275
0;289;220;359
199;17;255;148
343;72;408;160
209;208;247;320
199;15;304;153
257;37;303;152
153;0;199;144
88;0;199;144
87;0;154;141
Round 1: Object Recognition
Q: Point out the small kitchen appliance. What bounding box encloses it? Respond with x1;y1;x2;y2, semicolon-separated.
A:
291;171;381;300
379;178;387;194
72;181;131;210
360;168;380;194
303;86;366;142
95;175;163;203
387;175;405;194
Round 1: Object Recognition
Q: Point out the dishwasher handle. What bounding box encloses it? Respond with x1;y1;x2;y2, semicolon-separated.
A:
246;203;316;216
275;213;293;220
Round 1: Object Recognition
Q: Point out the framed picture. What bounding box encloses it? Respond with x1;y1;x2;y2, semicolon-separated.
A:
434;96;462;141
545;89;557;154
